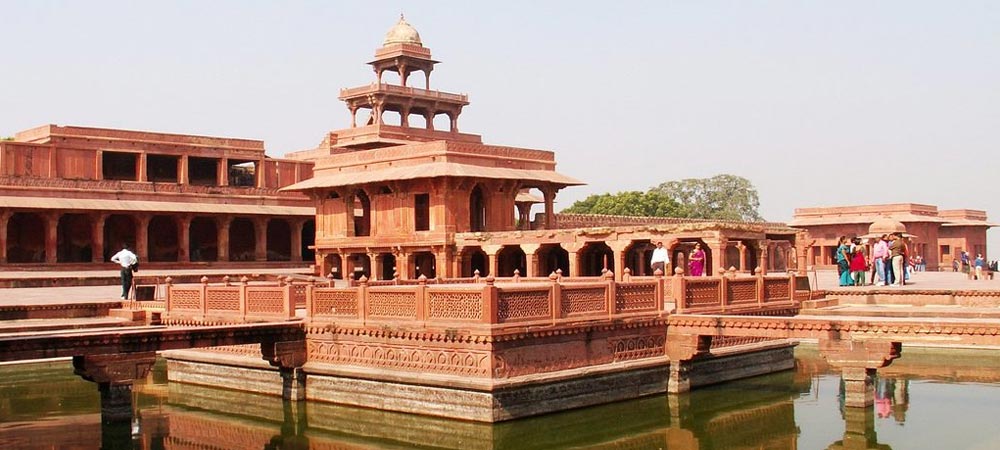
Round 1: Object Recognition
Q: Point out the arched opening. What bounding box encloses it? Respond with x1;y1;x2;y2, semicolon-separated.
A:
147;216;178;262
579;242;614;276
349;253;371;280
412;251;436;278
773;246;787;271
379;253;397;280
674;240;713;276
432;113;450;131
103;215;136;262
189;217;218;262
725;246;741;272
381;110;403;127
8;212;46;263
496;245;526;277
266;219;291;261
301;220;316;262
469;185;486;232
229;218;256;261
537;244;569;276
353;190;372;237
57;214;93;262
324;253;343;279
624;240;653;276
460;246;488;277
407;113;428;129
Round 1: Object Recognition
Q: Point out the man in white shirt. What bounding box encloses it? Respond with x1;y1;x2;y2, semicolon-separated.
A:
650;241;670;274
110;244;138;299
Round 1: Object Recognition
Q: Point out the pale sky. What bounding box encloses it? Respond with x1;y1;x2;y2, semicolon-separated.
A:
2;1;997;253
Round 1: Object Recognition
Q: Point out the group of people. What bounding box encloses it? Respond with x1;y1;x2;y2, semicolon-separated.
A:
649;241;707;276
835;233;909;287
956;251;996;279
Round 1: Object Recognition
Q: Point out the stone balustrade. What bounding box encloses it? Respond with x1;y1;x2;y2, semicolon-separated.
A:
670;271;809;315
164;271;809;325
313;274;666;327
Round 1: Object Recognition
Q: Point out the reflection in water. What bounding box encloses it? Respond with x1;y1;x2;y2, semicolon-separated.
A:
3;346;1000;449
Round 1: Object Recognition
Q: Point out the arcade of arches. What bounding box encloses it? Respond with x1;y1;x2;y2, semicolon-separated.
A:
1;210;315;265
322;233;797;280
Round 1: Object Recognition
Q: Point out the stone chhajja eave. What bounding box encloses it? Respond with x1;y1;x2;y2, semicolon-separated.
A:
304;314;668;344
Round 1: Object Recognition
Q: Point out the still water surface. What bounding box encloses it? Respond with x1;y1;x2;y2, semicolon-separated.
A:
2;345;1000;449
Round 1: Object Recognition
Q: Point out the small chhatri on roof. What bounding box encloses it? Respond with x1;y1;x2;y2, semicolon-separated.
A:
383;14;422;46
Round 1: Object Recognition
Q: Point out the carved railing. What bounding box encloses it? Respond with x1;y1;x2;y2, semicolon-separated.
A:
163;276;306;323
164;271;807;325
670;272;808;315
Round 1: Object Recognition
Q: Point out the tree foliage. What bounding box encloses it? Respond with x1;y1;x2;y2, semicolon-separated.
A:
564;174;764;222
562;191;682;217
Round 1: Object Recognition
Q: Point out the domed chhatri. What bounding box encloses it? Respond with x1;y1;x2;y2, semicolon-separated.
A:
383;14;422;46
868;218;907;235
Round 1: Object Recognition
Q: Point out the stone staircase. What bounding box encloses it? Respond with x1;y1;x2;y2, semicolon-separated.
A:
0;300;140;334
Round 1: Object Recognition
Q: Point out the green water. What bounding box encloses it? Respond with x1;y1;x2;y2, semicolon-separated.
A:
2;346;1000;449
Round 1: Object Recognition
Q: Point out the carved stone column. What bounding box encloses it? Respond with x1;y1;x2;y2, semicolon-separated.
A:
177;215;192;263
73;352;157;423
736;242;747;272
608;240;631;281
521;243;541;278
541;186;556;230
483;244;502;278
0;210;9;264
290;220;304;262
91;214;106;263
434;246;451;279
254;218;268;261
135;215;150;263
705;238;726;277
45;212;60;264
217;217;231;262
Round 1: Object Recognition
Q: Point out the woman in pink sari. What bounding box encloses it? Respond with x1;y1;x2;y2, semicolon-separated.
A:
688;243;706;276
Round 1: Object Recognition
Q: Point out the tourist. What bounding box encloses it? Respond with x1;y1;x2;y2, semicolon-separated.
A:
688;243;706;276
961;251;971;274
110;243;138;299
650;241;669;274
975;254;985;280
835;236;852;287
889;233;906;286
871;234;890;286
850;245;867;286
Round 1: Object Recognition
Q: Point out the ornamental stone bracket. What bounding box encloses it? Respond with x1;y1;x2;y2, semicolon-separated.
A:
261;340;308;401
819;338;902;408
72;352;157;424
665;332;713;394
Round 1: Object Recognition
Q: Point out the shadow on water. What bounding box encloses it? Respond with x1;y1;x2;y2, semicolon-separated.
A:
4;346;1000;449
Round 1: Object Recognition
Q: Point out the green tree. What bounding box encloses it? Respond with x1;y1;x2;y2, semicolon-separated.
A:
563;191;683;217
563;174;764;222
651;174;763;221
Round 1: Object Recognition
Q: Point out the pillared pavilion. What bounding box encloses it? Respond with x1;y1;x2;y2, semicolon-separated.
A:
283;17;804;280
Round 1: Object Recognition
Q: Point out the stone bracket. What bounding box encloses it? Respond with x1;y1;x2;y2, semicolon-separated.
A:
73;351;157;384
261;340;307;369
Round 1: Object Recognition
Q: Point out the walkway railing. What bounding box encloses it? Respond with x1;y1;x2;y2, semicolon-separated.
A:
163;271;808;325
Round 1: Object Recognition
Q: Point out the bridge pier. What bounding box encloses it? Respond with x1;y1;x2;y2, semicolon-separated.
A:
261;340;307;400
665;334;712;393
819;338;901;408
72;352;157;423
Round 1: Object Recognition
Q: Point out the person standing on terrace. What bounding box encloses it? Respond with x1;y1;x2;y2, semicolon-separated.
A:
889;233;907;286
110;244;138;300
836;236;852;287
650;241;670;274
871;234;890;286
975;254;985;279
688;243;706;276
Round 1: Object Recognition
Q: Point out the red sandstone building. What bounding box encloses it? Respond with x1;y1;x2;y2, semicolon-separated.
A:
0;125;315;269
283;17;805;280
790;203;994;270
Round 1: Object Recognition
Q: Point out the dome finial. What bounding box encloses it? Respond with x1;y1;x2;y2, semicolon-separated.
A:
383;14;422;46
